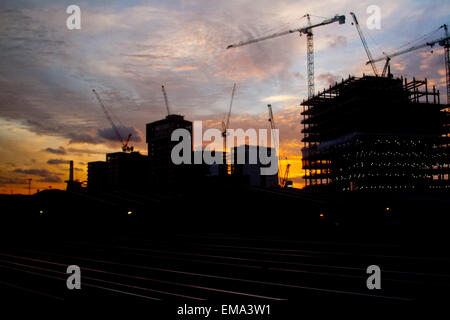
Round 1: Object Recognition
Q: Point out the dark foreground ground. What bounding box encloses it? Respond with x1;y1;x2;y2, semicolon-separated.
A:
1;186;450;315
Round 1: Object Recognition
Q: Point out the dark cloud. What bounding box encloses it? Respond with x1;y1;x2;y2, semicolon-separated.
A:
0;176;27;186
47;159;70;165
37;176;63;183
0;7;107;145
66;148;106;155
44;146;67;155
97;126;143;143
13;168;62;183
67;132;102;145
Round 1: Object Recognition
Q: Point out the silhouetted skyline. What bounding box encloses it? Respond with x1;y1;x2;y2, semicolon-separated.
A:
0;1;449;193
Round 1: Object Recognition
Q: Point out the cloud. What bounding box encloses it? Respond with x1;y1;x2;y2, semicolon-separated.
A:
37;176;62;183
67;148;107;155
174;65;198;71
325;35;347;48
120;54;171;60
97;126;143;143
43;146;67;155
261;95;298;103
67;132;101;145
13;168;62;183
0;176;27;186
47;159;70;165
317;73;341;87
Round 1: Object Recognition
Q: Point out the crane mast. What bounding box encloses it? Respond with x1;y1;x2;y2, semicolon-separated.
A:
305;14;315;98
267;103;276;130
222;83;237;174
444;24;450;105
350;12;379;76
227;14;345;98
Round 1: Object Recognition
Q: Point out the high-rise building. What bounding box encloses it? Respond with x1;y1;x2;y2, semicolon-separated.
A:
146;114;192;187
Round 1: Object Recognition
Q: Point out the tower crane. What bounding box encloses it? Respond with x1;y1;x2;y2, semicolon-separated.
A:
350;12;379;76
161;85;171;115
445;25;450;106
367;25;450;103
280;163;292;188
267;104;282;185
267;104;293;188
221;83;236;174
227;14;345;98
92;89;133;152
267;103;276;130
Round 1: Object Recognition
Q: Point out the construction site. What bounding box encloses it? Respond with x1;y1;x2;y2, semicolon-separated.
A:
73;13;450;196
301;75;450;191
3;6;450;307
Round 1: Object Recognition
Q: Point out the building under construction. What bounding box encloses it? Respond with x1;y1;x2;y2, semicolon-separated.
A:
301;75;450;192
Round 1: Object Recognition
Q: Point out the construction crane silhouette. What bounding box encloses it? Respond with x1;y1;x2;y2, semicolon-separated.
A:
221;83;237;174
368;25;450;103
350;12;379;76
227;14;345;98
267;104;282;185
267;105;293;188
161;85;171;115
280;163;292;188
92;89;133;152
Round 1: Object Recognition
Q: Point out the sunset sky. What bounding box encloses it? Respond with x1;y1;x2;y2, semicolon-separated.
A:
0;0;449;193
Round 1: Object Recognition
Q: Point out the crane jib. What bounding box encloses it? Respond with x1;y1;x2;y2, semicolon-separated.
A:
368;35;450;65
226;15;345;50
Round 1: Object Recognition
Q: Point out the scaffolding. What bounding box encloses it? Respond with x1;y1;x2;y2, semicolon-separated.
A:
301;75;450;192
